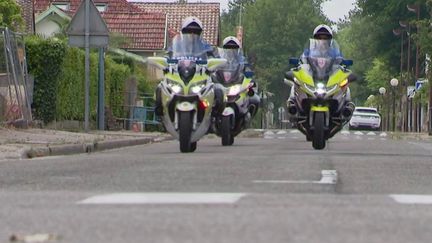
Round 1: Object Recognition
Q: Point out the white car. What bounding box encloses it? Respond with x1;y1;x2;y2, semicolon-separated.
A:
349;107;381;130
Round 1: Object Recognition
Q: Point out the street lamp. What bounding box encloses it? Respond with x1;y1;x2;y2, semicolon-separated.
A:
390;78;399;131
379;87;386;130
399;20;412;132
407;4;422;133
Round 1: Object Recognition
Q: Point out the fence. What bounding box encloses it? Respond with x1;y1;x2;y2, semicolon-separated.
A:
115;92;160;131
0;28;33;126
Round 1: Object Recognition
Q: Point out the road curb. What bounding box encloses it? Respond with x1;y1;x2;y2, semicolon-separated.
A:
25;136;173;159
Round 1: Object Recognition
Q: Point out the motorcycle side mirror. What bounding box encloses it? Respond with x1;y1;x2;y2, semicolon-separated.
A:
248;89;255;96
289;58;299;66
341;59;353;67
347;73;357;82
285;71;295;81
147;57;168;69
284;78;294;87
245;71;254;78
207;58;227;72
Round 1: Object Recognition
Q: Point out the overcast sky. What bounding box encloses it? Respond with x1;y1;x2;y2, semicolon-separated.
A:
130;0;357;23
214;0;357;22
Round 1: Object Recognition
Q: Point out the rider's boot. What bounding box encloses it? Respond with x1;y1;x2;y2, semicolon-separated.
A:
154;84;163;117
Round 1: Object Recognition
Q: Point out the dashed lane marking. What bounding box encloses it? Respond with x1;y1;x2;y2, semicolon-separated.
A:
390;194;432;204
78;193;246;205
253;170;337;185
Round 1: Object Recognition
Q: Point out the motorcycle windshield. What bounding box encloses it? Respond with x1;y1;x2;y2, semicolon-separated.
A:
171;34;210;61
216;48;243;84
306;39;340;81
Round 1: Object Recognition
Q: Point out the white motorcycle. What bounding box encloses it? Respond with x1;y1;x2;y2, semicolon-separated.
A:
149;34;226;152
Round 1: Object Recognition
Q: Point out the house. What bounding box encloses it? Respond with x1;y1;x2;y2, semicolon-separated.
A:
130;1;220;46
33;0;167;57
17;0;221;80
18;1;221;55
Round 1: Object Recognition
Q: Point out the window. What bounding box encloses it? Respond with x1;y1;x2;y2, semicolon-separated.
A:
96;3;107;12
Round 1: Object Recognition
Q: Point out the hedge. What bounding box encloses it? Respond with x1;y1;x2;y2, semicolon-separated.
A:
26;36;151;125
25;36;66;123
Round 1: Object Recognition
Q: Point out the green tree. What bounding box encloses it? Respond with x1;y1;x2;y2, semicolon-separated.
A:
221;0;255;38
365;58;393;91
337;0;429;105
0;0;24;31
242;0;327;106
413;1;432;104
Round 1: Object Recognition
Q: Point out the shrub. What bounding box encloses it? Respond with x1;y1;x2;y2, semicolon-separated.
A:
25;36;66;123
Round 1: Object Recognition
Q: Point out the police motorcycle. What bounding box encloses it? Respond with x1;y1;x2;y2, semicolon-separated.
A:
212;48;258;146
148;34;226;153
284;39;356;150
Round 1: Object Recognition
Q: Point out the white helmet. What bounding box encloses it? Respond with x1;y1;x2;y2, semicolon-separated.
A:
222;36;241;49
313;24;333;39
181;16;203;35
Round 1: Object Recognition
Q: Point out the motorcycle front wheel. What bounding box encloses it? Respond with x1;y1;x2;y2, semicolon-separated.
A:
312;112;326;150
221;116;232;146
179;111;193;153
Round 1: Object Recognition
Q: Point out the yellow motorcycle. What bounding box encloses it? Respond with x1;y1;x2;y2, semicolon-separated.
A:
285;39;356;149
148;34;226;153
212;48;258;146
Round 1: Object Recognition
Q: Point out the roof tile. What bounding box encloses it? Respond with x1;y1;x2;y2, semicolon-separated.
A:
132;2;220;46
34;0;166;50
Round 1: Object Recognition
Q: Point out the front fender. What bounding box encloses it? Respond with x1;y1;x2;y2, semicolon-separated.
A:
222;107;235;117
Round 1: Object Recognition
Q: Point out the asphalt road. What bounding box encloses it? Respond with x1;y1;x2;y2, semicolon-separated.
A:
1;130;432;243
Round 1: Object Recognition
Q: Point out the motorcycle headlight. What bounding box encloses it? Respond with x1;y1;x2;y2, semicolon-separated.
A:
166;79;183;94
316;82;326;96
189;80;207;94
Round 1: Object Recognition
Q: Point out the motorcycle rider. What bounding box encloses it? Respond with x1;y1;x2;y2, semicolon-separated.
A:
300;24;343;63
216;36;260;116
288;24;353;117
154;16;224;116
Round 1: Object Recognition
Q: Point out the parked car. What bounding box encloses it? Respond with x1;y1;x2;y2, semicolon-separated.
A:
349;107;381;130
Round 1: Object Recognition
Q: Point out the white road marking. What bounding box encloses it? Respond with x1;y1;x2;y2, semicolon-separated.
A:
78;193;246;205
354;131;364;135
290;130;301;134
340;130;350;135
390;194;432;204
264;131;274;136
276;130;287;135
253;170;337;185
30;155;65;161
367;132;376;136
380;132;388;137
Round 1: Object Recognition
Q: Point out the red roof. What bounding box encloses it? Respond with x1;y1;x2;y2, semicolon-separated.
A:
132;2;220;46
34;0;166;50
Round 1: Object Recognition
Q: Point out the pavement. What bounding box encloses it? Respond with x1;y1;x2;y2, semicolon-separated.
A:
0;127;173;160
0;127;430;161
